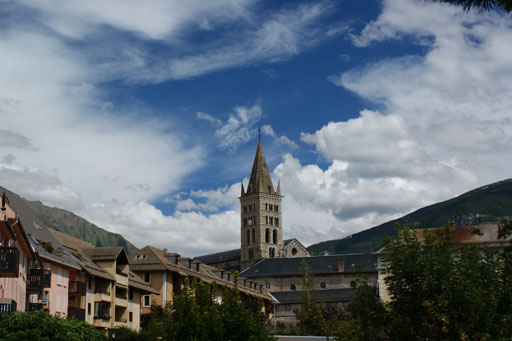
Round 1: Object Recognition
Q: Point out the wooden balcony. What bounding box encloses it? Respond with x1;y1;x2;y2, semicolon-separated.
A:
69;281;86;296
0;247;19;277
27;269;51;292
68;307;86;321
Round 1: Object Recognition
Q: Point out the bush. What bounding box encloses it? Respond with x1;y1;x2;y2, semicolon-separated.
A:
0;310;105;340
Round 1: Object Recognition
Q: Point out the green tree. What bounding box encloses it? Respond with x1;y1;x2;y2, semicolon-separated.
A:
295;260;326;336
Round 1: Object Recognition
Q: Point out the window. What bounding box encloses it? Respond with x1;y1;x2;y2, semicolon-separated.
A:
129;312;133;322
88;303;91;315
338;261;344;272
143;295;151;307
266;283;270;289
350;281;357;288
269;217;274;225
265;229;270;243
320;282;326;289
94;301;110;319
285;304;291;312
144;272;151;283
275;205;279;212
252;229;256;243
129;290;133;300
275;218;279;226
290;284;296;291
247;229;250;244
273;229;277;244
135;254;147;261
291;248;298;256
88;279;92;290
266;216;269;224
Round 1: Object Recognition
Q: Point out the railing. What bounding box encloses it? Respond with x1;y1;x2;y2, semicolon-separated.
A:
0;247;19;277
27;303;43;311
68;307;85;321
27;269;51;291
69;281;86;296
0;300;17;316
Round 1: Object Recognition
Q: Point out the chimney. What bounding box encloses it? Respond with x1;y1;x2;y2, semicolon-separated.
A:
188;260;192;269
175;255;179;264
196;262;200;271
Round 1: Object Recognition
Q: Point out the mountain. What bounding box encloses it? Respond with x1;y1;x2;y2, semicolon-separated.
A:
308;179;512;255
0;186;138;254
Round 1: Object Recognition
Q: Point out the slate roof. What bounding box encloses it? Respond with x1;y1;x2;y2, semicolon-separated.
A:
195;248;241;264
240;254;378;278
271;288;357;304
1;186;80;270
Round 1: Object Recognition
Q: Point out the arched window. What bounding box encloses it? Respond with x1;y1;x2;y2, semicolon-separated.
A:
291;247;298;256
252;229;256;243
247;229;250;245
266;216;269;225
275;205;279;212
275;218;279;226
269;247;275;258
265;229;270;243
273;229;278;244
269;217;274;225
290;284;296;291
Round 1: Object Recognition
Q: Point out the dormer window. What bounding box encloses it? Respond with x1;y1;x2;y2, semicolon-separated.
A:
135;254;147;261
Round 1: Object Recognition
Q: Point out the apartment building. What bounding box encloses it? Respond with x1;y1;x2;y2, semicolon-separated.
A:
0;193;39;315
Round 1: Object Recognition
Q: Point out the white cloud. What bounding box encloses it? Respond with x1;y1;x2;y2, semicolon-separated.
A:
261;125;298;149
215;104;263;150
197;112;222;125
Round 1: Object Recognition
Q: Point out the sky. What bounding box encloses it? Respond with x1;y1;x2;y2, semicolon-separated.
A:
1;0;511;257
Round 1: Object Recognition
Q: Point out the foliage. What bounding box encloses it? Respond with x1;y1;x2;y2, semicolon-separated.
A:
0;310;105;340
431;0;512;14
141;278;273;341
295;260;328;336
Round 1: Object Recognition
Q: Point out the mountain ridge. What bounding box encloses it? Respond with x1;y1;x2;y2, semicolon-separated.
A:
308;178;512;255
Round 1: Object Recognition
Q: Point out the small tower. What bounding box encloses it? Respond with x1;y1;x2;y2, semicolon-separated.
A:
240;139;283;270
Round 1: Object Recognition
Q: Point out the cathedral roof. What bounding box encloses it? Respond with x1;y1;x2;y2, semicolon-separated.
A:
244;140;278;196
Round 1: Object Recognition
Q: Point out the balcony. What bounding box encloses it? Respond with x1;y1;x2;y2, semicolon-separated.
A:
0;299;16;316
27;302;44;311
68;307;85;321
0;247;19;277
27;269;51;292
69;281;86;296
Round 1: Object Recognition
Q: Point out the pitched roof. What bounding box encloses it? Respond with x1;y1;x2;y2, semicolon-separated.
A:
240;253;378;278
131;245;272;301
0;186;80;270
271;288;357;304
244;140;278;196
194;248;241;264
50;229;115;281
82;246;128;264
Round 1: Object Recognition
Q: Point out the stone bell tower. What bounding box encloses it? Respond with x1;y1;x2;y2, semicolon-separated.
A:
240;138;283;270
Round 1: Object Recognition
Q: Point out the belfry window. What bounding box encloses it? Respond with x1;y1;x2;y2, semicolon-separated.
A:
252;229;256;243
275;205;279;212
247;229;251;244
266;216;269;224
269;217;274;225
273;229;278;244
275;218;279;226
265;229;270;243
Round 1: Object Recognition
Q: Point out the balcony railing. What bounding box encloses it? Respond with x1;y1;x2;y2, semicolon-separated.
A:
68;307;85;321
0;247;19;278
69;281;86;296
27;303;43;311
0;300;17;316
27;269;51;292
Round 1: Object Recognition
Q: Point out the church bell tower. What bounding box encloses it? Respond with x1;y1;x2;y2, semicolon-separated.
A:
240;138;283;270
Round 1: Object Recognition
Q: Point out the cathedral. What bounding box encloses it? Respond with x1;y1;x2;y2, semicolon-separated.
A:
196;138;310;271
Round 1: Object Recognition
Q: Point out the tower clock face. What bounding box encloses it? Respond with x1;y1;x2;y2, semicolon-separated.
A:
248;219;253;226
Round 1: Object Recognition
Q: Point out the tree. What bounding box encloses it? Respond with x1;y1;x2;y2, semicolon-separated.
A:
431;0;512;14
295;260;326;336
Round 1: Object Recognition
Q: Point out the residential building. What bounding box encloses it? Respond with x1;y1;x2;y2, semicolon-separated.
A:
0;192;39;315
50;229;158;331
240;254;378;324
130;245;275;318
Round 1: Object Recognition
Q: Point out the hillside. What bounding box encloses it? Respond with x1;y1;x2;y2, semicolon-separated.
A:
308;179;512;255
0;186;138;254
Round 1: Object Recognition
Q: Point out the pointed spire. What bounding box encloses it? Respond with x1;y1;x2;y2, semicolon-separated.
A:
276;179;281;195
246;139;274;195
241;182;245;196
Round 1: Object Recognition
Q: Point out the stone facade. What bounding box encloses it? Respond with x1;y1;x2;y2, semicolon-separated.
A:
240;140;283;270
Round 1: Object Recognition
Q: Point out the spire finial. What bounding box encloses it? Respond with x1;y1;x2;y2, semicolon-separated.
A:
258;127;261;142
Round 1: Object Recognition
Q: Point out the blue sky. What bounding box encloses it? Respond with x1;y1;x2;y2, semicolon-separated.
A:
1;0;512;256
